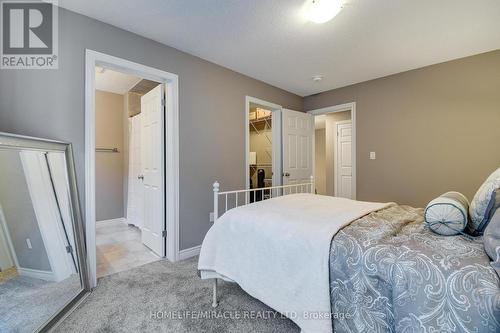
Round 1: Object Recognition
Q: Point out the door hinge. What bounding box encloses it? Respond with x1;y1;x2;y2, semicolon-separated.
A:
66;245;73;253
162;230;167;237
161;98;165;107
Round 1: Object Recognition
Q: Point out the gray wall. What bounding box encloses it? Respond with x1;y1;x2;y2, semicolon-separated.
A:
95;90;125;221
0;8;302;250
0;150;51;271
304;50;500;207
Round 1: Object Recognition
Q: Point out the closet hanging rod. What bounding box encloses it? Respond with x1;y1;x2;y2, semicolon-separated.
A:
96;147;119;153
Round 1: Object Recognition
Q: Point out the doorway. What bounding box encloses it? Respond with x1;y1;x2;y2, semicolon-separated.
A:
309;102;356;199
93;67;163;278
245;97;282;190
245;98;315;192
85;50;179;288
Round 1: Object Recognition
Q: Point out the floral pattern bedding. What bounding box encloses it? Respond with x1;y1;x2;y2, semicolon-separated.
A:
329;204;500;332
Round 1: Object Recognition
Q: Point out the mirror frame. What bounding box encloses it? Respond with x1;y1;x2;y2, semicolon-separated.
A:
0;132;90;332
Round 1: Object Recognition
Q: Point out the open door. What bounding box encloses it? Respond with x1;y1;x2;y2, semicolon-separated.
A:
140;84;164;256
282;109;314;187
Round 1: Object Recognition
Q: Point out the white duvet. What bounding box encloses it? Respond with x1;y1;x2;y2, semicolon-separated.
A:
198;193;390;333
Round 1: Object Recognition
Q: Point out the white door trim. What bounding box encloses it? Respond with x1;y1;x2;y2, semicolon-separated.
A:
307;102;356;199
85;49;180;288
17;267;56;281
245;96;282;189
178;245;201;260
334;120;352;197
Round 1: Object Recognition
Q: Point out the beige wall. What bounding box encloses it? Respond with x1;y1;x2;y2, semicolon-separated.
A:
324;111;351;196
95;90;125;221
304;50;500;207
314;129;326;195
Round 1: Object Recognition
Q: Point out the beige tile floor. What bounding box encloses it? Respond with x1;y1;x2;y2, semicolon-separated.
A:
96;220;160;278
0;266;17;283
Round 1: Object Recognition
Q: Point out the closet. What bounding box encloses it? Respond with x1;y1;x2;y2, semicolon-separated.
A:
248;105;272;201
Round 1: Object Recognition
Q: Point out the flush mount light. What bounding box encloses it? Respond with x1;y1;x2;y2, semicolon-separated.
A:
312;75;324;82
305;0;343;24
95;66;106;74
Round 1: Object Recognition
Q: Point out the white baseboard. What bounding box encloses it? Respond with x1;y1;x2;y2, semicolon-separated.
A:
18;267;56;282
178;245;201;260
96;218;127;224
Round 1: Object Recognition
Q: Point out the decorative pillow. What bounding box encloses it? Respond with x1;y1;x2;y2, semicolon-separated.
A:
483;208;500;277
468;168;500;236
424;191;469;236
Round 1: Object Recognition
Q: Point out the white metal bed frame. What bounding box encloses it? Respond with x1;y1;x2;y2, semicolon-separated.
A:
210;176;315;307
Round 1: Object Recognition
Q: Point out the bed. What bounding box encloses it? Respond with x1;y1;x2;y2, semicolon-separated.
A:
198;181;500;333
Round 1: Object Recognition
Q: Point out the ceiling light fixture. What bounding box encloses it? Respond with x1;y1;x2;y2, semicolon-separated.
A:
305;0;343;24
312;75;324;82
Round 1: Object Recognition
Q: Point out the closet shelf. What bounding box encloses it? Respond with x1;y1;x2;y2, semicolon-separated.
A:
250;164;272;168
249;116;272;125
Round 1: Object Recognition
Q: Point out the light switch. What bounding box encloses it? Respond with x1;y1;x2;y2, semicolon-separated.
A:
26;238;32;249
209;212;214;222
370;152;376;160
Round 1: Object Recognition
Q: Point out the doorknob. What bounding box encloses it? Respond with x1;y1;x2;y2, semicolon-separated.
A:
137;174;144;180
283;172;290;177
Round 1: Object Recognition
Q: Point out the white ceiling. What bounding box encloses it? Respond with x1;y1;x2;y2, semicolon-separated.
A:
61;0;500;96
95;68;141;94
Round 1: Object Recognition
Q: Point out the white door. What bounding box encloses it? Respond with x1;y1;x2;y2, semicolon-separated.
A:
140;85;164;256
335;121;353;199
126;114;144;229
282;109;314;188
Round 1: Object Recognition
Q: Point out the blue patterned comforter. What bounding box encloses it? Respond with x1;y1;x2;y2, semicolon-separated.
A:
329;204;500;332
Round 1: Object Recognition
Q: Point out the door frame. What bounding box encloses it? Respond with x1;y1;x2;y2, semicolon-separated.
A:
334;120;352;197
307;102;356;199
85;50;179;288
0;204;17;270
245;96;282;189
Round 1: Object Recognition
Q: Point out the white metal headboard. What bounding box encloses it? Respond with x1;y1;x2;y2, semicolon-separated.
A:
213;176;315;221
209;176;314;307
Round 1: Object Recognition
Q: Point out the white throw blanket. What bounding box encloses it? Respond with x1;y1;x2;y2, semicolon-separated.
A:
198;193;390;333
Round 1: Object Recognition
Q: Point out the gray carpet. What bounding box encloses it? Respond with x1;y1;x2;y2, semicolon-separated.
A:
55;257;299;332
0;274;81;332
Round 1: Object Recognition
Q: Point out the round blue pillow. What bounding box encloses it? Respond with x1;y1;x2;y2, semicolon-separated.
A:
424;191;469;236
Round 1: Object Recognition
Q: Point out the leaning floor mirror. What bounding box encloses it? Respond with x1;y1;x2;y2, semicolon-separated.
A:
0;132;89;332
